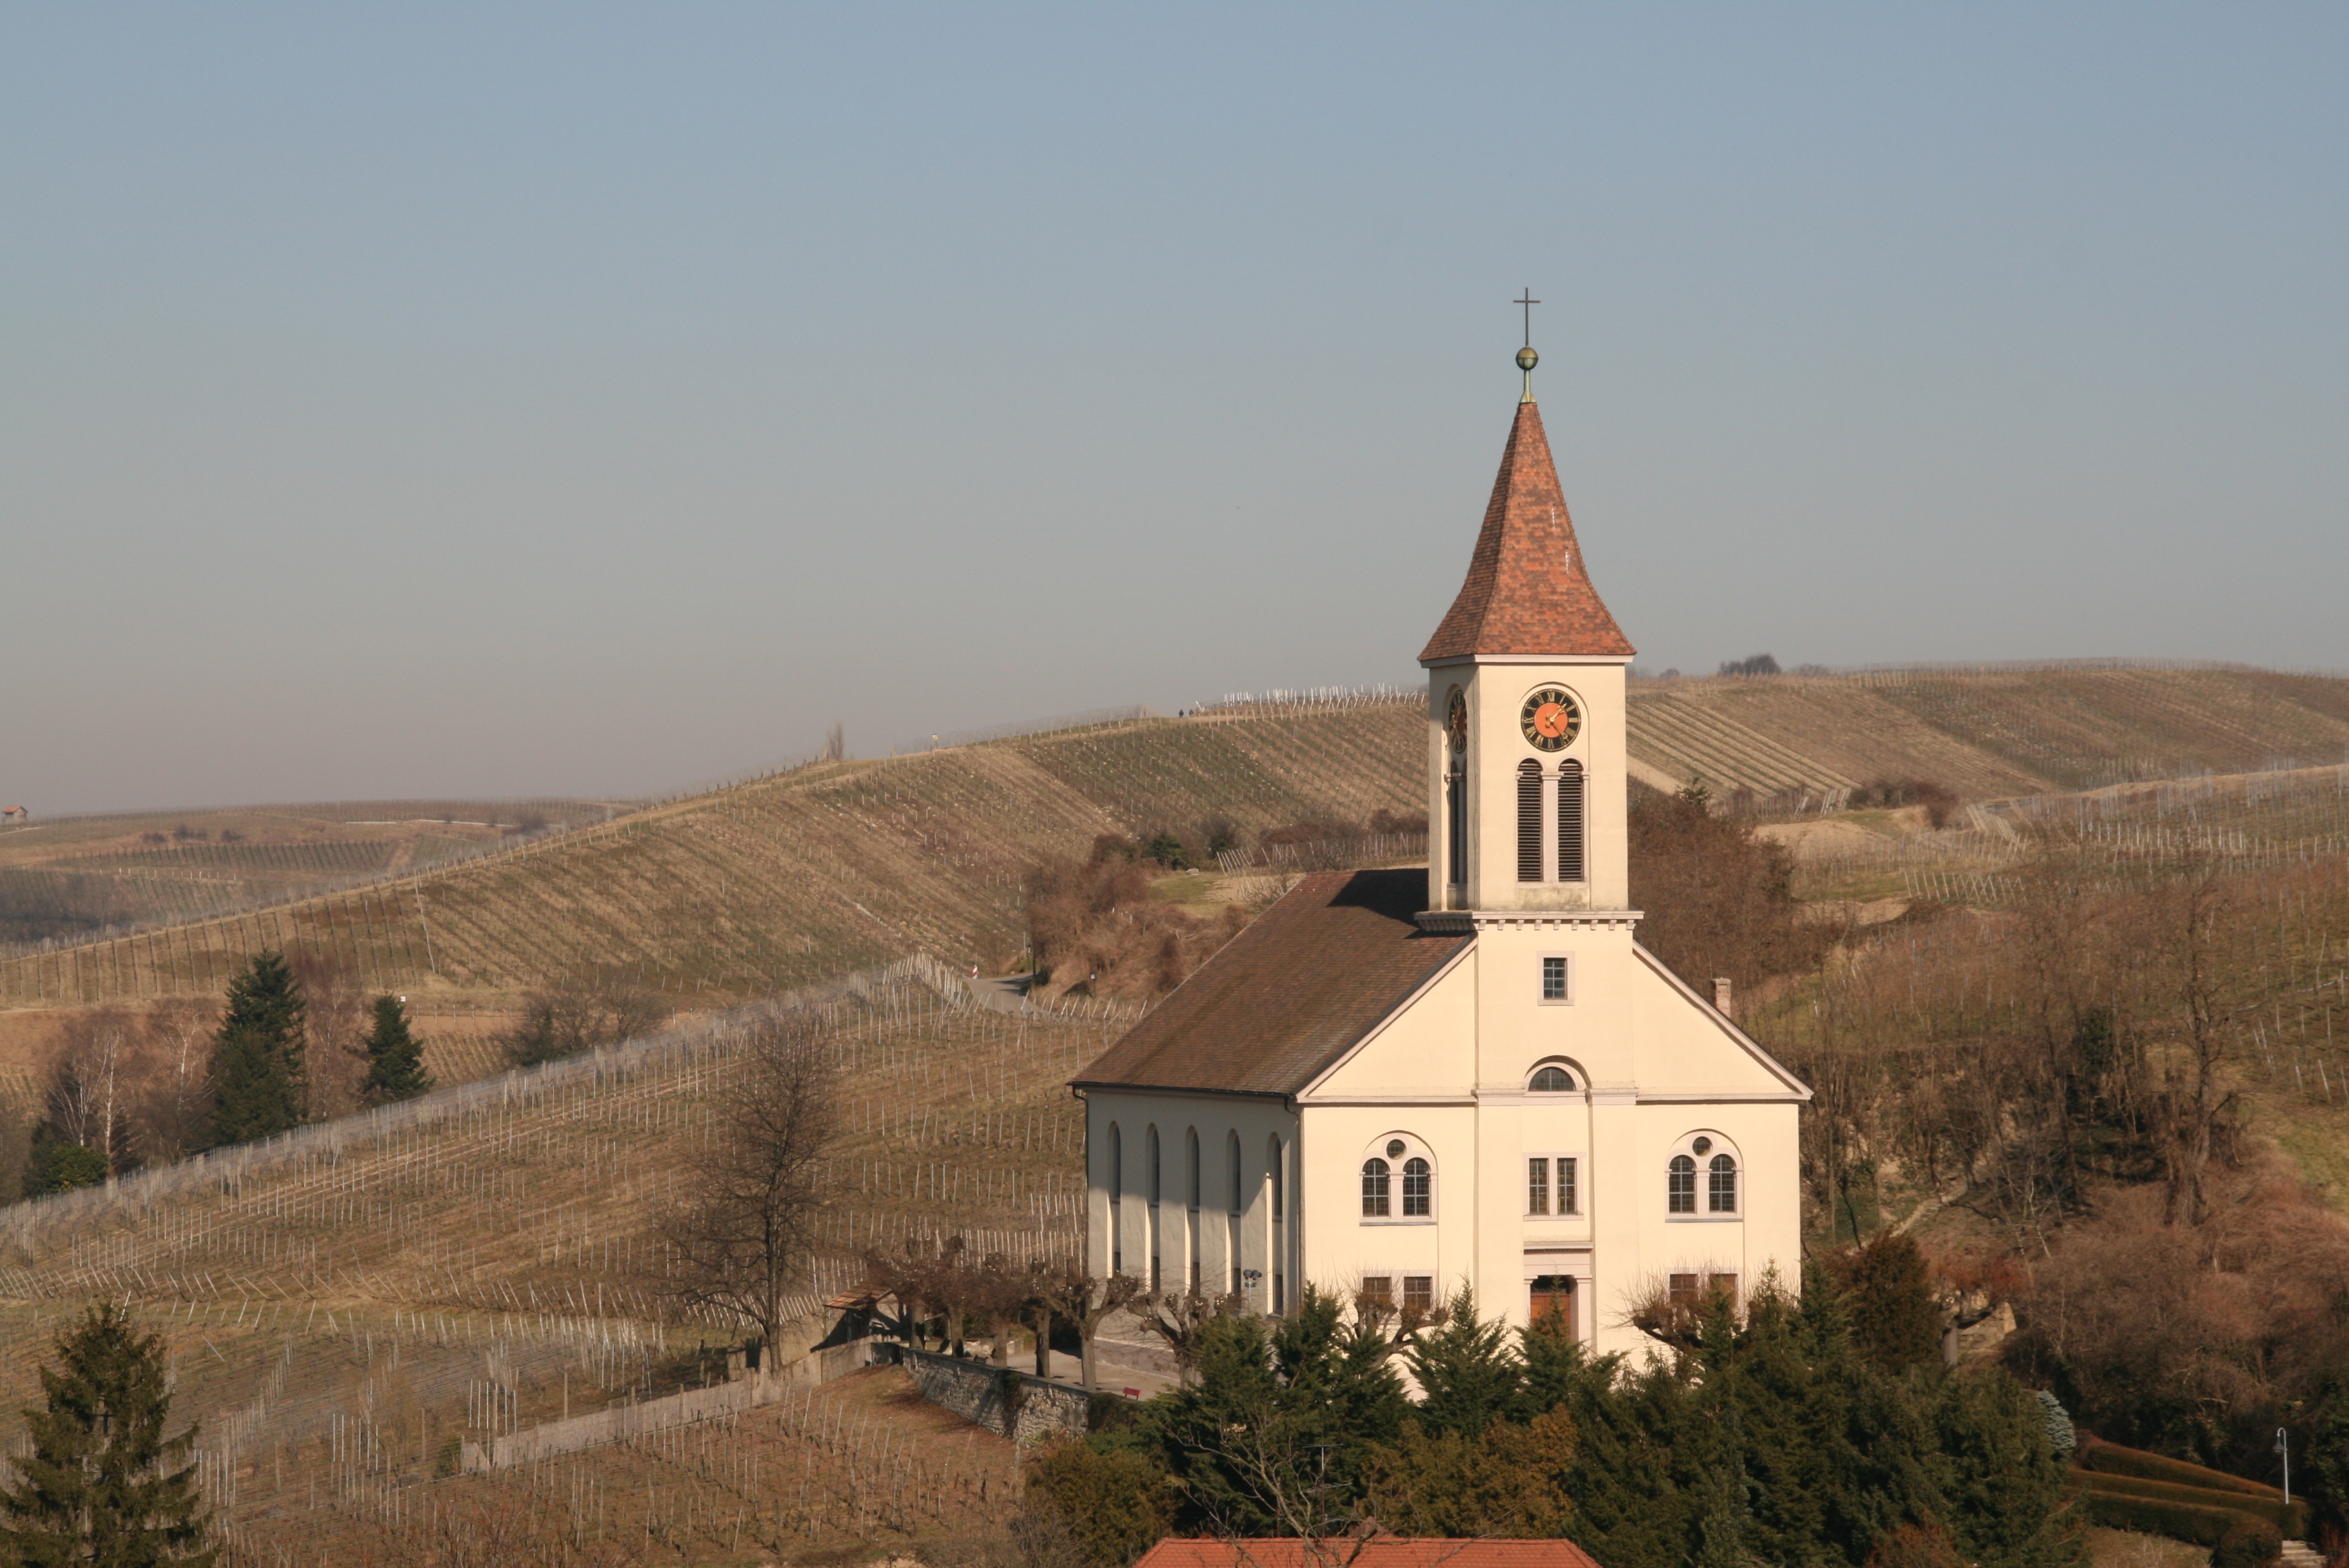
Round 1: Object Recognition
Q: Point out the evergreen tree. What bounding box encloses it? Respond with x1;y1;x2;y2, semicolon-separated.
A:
1408;1287;1525;1438
0;1302;214;1565
207;1028;298;1148
359;996;432;1104
206;953;306;1147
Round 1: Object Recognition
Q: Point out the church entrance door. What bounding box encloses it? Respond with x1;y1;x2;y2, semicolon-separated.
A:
1530;1274;1577;1339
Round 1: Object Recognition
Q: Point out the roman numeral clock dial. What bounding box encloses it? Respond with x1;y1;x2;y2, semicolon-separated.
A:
1520;688;1581;752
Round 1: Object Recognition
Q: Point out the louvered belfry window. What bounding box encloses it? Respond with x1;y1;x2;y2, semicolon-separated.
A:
1517;760;1543;882
1557;759;1586;883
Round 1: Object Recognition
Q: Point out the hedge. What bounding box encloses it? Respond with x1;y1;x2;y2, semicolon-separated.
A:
2076;1470;2306;1538
2071;1481;2287;1563
2080;1440;2287;1500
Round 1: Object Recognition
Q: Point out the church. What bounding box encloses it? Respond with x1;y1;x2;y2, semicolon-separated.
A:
1071;346;1808;1356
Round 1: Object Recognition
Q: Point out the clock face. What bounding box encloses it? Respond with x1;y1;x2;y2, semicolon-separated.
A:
1520;687;1582;751
1446;690;1469;752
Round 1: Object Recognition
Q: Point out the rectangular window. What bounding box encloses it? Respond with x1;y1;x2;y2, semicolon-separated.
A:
1668;1273;1699;1306
1557;1156;1578;1216
1709;1273;1740;1301
1541;956;1568;1002
1527;1158;1549;1215
1402;1275;1434;1314
1361;1274;1394;1309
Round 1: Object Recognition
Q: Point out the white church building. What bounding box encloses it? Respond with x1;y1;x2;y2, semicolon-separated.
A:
1072;349;1809;1355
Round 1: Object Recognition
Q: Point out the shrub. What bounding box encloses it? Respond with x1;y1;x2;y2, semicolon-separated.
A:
2074;1470;2302;1536
1141;832;1191;870
1024;1435;1170;1568
2215;1518;2283;1568
26;1142;108;1196
2080;1441;2286;1500
2035;1390;2076;1458
2072;1485;2245;1548
1865;1523;1968;1568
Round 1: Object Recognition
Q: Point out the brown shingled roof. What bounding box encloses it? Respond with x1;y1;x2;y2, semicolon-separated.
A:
1419;399;1635;662
1070;869;1467;1098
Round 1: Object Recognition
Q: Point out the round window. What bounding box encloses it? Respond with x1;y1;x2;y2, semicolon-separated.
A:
1386;1139;1406;1160
1693;1136;1713;1157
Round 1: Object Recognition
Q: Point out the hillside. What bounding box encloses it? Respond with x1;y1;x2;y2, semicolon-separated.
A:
0;962;1093;1563
7;666;2344;1034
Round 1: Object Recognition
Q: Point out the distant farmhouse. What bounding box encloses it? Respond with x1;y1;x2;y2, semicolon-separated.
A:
1074;349;1809;1353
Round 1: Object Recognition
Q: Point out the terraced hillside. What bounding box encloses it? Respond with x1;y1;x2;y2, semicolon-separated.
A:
0;963;1096;1565
6;666;2344;1032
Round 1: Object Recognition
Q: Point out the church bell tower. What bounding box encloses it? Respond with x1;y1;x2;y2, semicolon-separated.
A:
1420;338;1636;914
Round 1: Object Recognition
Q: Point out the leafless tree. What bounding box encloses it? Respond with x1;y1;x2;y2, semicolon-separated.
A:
43;1010;138;1173
502;970;672;1068
671;1014;837;1364
1032;1265;1144;1390
1134;1287;1243;1382
133;997;217;1161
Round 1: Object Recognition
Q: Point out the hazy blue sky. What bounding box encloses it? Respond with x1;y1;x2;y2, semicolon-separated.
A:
5;4;2344;812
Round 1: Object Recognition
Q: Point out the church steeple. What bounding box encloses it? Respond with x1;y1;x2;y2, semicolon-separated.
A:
1420;397;1634;663
1421;343;1635;914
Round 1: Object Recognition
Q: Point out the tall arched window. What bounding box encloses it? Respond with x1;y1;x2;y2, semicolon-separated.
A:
1708;1153;1738;1214
1268;1136;1286;1314
1517;759;1543;882
1108;1123;1124;1272
1185;1128;1202;1291
1226;1132;1243;1295
1667;1153;1696;1214
1402;1157;1431;1218
1446;750;1468;889
1361;1158;1391;1217
1146;1126;1162;1291
1557;759;1586;883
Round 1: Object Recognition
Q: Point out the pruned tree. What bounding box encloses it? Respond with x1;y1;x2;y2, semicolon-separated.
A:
1133;1288;1243;1384
1033;1265;1144;1390
671;1014;837;1365
0;1302;214;1565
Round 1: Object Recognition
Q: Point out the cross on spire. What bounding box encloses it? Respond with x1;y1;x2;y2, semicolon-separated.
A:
1515;289;1540;348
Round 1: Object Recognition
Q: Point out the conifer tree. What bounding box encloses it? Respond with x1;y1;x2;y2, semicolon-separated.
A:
0;1302;214;1565
206;953;305;1147
360;996;432;1104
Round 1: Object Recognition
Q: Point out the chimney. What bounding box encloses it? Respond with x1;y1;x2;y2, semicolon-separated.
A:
1713;977;1733;1018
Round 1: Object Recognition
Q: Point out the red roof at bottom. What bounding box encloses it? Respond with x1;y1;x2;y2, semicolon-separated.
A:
1135;1539;1603;1568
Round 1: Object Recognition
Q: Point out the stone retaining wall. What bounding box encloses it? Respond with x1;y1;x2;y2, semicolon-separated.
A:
890;1345;1090;1445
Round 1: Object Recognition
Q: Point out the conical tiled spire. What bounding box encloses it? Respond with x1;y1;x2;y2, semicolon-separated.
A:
1419;399;1634;662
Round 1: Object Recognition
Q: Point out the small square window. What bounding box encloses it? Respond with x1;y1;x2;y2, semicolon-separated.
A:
1402;1275;1434;1314
1361;1274;1394;1309
1541;956;1567;1001
1668;1273;1699;1306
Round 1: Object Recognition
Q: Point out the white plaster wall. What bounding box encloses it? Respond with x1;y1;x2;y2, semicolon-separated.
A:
1084;1089;1300;1314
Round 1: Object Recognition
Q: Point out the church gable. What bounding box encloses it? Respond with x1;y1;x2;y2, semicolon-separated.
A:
1295;945;1477;1101
1628;945;1811;1100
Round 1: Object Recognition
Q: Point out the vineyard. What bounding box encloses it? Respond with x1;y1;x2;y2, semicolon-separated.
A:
3;666;2345;1058
0;962;1101;1565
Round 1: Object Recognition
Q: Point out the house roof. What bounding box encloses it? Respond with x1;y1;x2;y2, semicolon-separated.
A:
1419;399;1635;663
1135;1540;1604;1568
1070;869;1467;1099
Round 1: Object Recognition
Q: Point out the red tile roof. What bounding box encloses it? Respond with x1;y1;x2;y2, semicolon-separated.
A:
1420;400;1634;663
1136;1539;1603;1568
1070;869;1467;1098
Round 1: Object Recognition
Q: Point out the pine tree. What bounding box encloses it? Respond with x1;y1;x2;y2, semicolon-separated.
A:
0;1303;214;1565
360;996;432;1104
207;953;306;1147
1407;1287;1524;1438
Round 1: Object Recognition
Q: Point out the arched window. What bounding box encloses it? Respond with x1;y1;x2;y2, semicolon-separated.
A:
1269;1136;1287;1314
1146;1126;1162;1291
1529;1063;1576;1093
1403;1157;1431;1218
1667;1153;1696;1214
1708;1153;1738;1214
1185;1128;1202;1291
1517;759;1543;882
1226;1132;1243;1294
1108;1123;1124;1271
1269;1137;1284;1220
1361;1158;1391;1216
1446;749;1468;888
1557;759;1585;882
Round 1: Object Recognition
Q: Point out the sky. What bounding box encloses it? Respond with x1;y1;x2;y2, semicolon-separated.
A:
4;4;2344;812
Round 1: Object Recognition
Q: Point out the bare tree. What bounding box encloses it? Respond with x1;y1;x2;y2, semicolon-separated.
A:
1133;1288;1243;1383
503;970;672;1068
671;1014;837;1364
1033;1266;1144;1390
133;998;216;1162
